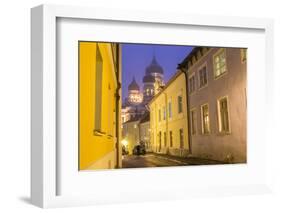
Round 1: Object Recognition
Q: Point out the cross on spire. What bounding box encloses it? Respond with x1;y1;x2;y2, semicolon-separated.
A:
151;49;158;65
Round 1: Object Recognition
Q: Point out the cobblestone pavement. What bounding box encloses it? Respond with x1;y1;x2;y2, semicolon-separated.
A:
122;152;224;168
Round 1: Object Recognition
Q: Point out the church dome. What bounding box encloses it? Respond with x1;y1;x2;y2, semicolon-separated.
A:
145;56;164;75
142;75;155;83
128;77;140;91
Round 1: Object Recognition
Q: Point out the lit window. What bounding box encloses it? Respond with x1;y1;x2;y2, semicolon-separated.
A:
191;109;196;135
95;46;103;132
159;131;162;151
108;84;113;135
201;104;210;134
164;132;167;147
214;49;227;78
178;95;183;113
189;75;196;93
169;131;173;147
179;128;184;149
198;66;208;88
218;97;230;133
241;48;247;63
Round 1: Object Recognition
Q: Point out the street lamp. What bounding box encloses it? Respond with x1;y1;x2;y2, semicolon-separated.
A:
121;139;128;147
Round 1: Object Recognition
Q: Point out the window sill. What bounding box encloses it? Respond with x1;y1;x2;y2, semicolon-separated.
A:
217;131;231;136
93;130;106;136
189;91;196;96
107;135;113;139
198;84;208;91
241;59;247;64
201;132;211;136
214;71;227;80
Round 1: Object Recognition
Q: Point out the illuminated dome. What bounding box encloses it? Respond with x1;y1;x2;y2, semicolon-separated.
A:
128;77;140;91
145;56;164;75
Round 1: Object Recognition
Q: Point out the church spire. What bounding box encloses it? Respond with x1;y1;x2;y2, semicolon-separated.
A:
152;49;157;65
128;76;140;91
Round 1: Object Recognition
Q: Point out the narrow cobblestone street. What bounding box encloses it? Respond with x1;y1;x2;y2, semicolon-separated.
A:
122;153;223;168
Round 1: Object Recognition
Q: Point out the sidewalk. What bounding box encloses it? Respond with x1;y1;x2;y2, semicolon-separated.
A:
151;152;225;165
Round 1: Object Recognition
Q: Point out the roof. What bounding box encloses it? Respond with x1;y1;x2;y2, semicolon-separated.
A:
145;56;164;75
123;115;141;124
128;77;140;91
139;112;150;123
178;47;211;70
148;70;185;106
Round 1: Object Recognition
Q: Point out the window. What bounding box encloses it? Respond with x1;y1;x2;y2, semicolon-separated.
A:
191;109;197;135
163;106;166;120
111;43;118;68
164;132;167;147
218;97;230;133
159;131;162;151
95;46;103;132
108;84;113;135
179;128;184;149
214;49;227;78
169;131;173;147
168;101;172;118
198;65;208;88
178;95;183;113
241;48;247;63
158;109;161;122
201;104;210;134
189;74;196;93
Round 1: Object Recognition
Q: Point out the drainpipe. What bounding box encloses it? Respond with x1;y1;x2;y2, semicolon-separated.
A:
165;92;168;154
115;44;121;168
115;83;121;168
178;66;192;155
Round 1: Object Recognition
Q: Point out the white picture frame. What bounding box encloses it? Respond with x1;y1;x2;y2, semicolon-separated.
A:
31;4;274;208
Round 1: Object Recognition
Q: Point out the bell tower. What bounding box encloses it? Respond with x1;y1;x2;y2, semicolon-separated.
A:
142;55;165;103
128;77;142;105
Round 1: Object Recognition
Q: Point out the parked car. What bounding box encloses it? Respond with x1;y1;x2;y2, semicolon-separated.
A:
133;144;146;155
122;145;128;155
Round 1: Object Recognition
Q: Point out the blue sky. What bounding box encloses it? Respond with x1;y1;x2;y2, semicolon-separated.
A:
121;43;193;99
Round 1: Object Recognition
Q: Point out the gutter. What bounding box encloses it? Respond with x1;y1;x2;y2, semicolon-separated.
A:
115;44;121;168
178;66;192;155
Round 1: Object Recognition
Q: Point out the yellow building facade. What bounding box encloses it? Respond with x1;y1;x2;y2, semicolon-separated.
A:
79;42;122;170
149;71;190;157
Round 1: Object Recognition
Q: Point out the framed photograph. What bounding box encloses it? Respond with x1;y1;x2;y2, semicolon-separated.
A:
31;4;274;208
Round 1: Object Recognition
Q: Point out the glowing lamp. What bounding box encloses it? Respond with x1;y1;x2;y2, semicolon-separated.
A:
121;139;128;146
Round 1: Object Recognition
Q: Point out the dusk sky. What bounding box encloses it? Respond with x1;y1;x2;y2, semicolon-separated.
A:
121;43;193;99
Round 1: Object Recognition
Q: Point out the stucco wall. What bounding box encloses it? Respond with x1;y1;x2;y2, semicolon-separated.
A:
79;42;118;170
149;72;189;157
188;48;247;163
